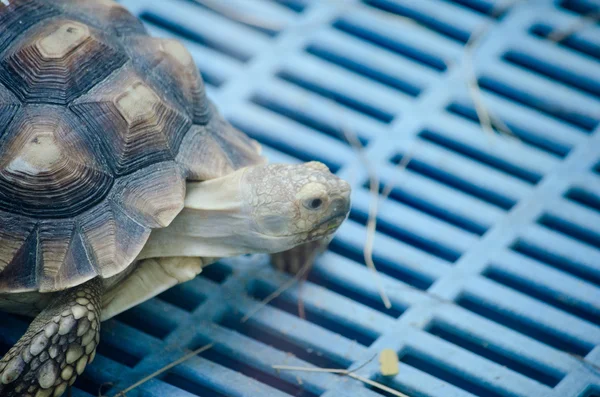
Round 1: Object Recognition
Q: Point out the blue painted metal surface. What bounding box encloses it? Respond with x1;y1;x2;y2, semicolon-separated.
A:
1;0;600;396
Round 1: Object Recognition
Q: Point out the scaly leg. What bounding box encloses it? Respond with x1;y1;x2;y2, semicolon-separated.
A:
0;278;103;397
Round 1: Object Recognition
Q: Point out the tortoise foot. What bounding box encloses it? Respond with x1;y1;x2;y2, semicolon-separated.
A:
0;279;103;397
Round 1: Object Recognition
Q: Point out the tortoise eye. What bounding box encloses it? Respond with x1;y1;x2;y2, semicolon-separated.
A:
304;198;323;210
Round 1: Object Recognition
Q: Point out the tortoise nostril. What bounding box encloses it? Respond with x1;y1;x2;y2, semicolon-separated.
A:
330;197;350;214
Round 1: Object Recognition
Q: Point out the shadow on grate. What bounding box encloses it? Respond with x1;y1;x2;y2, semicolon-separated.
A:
529;24;600;62
425;318;564;387
188;338;322;397
566;187;600;213
276;70;396;123
247;279;380;346
347;208;463;263
478;76;599;132
329;237;436;291
457;292;594;356
333;17;448;72
181;0;280;37
162;373;231;397
218;312;351;369
391;153;517;210
231;118;343;172
398;347;506;397
305;43;423;97
538;213;600;250
361;0;471;43
419;129;543;184
558;0;600;16
139;12;252;62
445;101;571;157
502;50;600;100
483;265;600;327
307;265;407;318
250;93;370;147
511;239;600;288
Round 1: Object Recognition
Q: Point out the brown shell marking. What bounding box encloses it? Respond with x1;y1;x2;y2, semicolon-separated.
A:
177;105;266;181
0;19;127;105
128;36;211;125
70;64;192;176
0;106;113;218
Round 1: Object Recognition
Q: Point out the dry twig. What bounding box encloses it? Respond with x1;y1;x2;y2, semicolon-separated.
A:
340;126;392;309
272;364;410;397
547;10;600;43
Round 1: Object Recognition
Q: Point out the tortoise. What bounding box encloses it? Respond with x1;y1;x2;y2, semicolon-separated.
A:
0;1;352;396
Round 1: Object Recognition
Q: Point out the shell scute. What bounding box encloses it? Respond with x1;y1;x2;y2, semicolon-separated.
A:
70;65;192;176
0;19;128;105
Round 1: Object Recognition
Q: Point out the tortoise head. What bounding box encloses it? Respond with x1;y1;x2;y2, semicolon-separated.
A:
242;162;351;246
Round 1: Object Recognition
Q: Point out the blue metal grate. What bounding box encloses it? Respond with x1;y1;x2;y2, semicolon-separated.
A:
1;0;600;396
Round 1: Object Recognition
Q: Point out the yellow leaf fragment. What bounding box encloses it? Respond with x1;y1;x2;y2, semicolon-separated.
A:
379;349;399;376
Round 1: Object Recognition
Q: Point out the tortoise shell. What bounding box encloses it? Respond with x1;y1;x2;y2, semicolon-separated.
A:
0;0;263;293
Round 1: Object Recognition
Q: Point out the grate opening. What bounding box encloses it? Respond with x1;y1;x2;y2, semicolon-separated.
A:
426;320;563;387
559;0;600;16
348;207;463;263
529;24;600;62
333;18;448;72
219;312;350;369
116;306;176;340
398;348;507;397
440;0;507;18
538;213;600;250
74;373;113;396
158;283;206;312
512;239;600;288
182;0;279;37
231;119;343;172
199;262;233;284
250;93;370;146
272;0;307;13
139;13;251;62
190;339;322;397
419;129;542;184
584;387;600;397
305;43;422;97
96;341;142;368
478;76;599;132
329;237;435;291
368;180;488;236
503;51;600;99
456;293;594;356
484;266;600;327
248;279;379;346
446;102;570;158
307;268;406;318
277;70;396;123
163;373;231;397
566;187;600;212
391;154;516;210
361;0;470;43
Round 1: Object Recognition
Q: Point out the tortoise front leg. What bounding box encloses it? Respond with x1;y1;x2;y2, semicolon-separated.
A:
0;278;103;397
